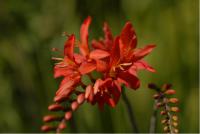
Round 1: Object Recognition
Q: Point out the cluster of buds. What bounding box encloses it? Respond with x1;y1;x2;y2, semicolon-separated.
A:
148;83;179;133
41;16;156;133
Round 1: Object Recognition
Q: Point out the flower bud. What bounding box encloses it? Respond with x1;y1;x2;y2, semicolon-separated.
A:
169;98;179;103
161;119;167;124
153;94;160;99
160;110;167;115
163;126;169;132
148;83;158;89
48;103;64;111
174;128;179;133
171;107;179;112
65;111;72;120
71;101;79;111
58;121;66;130
43;115;61;122
162;84;172;90
77;93;85;104
165;89;176;95
172;115;178;121
41;125;56;132
156;102;164;108
173;122;178;127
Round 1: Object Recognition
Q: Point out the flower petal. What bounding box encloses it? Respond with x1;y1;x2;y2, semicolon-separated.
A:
79;16;91;56
103;22;113;49
64;34;75;59
110;36;120;66
74;53;85;64
118;71;140;89
93;79;102;94
96;59;109;72
85;85;92;99
120;22;137;49
134;44;156;61
89;49;110;60
78;62;96;75
133;60;156;72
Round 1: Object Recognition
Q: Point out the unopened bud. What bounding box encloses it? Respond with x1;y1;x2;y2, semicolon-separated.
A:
58;122;66;130
165;89;176;95
156;102;164;108
43;115;61;122
153;94;160;99
71;101;79;111
162;84;172;90
172;115;178;121
77;93;85;104
48;103;64;111
174;129;179;133
160;110;167;115
41;125;56;132
65;111;72;120
148;83;158;89
173;122;178;127
163;126;169;132
171;107;179;112
169;98;179;103
161;119;168;124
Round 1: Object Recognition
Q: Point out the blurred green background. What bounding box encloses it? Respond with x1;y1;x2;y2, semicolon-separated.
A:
0;0;198;133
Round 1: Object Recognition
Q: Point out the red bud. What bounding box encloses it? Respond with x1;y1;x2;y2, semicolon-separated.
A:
65;111;72;120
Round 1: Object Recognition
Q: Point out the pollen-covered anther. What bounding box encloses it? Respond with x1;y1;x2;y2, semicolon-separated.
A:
51;57;64;61
171;107;179;112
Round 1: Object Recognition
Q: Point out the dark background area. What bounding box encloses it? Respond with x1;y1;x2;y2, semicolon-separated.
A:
0;0;198;132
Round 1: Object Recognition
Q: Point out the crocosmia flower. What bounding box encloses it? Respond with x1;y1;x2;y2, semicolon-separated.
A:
41;16;156;133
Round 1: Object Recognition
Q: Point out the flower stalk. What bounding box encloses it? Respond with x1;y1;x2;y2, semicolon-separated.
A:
122;86;139;133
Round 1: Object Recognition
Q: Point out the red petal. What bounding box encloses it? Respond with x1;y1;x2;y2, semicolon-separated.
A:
54;67;73;78
56;80;74;96
110;36;120;66
120;22;137;49
94;79;102;94
118;71;140;89
65;111;72;120
103;22;113;49
64;34;75;59
92;40;107;50
96;59;109;72
89;49;110;60
74;53;86;64
78;62;96;75
133;60;156;72
107;98;116;108
80;16;92;56
134;45;156;61
85;85;92;99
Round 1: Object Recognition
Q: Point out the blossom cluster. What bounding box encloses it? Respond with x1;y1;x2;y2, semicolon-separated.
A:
41;16;156;132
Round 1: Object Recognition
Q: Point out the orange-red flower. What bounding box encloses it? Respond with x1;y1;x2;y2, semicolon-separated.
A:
42;16;156;132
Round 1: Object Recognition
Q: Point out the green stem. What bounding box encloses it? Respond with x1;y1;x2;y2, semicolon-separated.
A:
122;86;139;133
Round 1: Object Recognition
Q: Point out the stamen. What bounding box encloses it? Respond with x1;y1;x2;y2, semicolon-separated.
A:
52;57;64;61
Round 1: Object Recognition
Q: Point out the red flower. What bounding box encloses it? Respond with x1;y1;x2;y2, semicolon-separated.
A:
42;16;156;132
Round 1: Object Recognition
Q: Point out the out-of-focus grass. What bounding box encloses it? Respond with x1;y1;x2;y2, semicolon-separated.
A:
0;0;198;132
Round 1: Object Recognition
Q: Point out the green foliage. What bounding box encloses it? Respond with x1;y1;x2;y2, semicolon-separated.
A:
0;0;198;132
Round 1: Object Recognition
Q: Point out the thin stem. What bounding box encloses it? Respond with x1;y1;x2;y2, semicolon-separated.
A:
121;87;139;133
149;100;158;133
